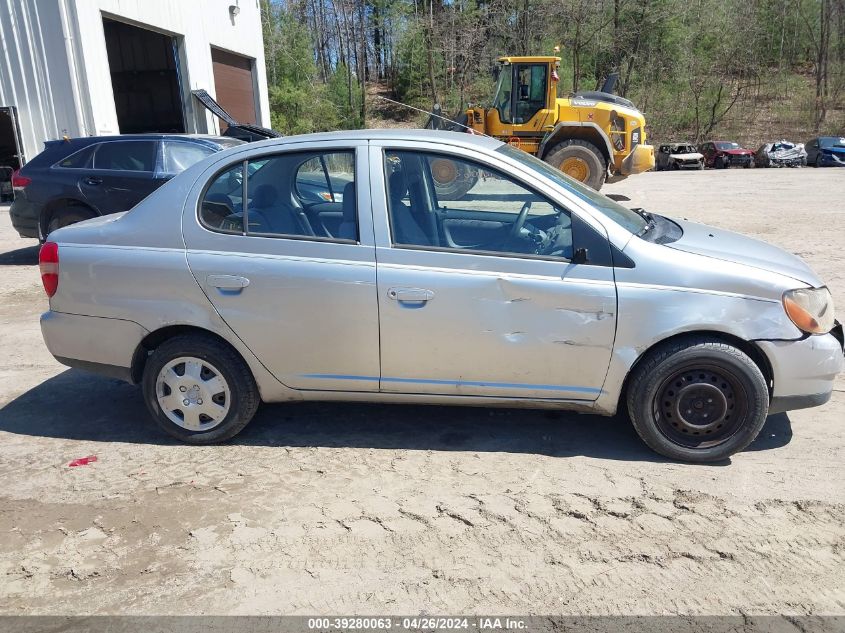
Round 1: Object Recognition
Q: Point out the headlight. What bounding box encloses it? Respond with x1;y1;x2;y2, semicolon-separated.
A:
783;287;835;334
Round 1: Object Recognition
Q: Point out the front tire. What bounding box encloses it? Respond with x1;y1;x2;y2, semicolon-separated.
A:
544;139;607;190
142;335;260;444
626;337;769;462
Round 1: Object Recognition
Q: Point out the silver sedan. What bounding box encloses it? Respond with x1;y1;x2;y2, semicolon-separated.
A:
38;130;844;462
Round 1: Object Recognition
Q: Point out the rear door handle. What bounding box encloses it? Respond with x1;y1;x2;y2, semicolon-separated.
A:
83;176;102;186
207;274;250;291
388;287;434;303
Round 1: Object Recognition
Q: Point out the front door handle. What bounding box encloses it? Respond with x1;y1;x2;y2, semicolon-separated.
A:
207;274;250;291
388;287;434;303
83;176;102;186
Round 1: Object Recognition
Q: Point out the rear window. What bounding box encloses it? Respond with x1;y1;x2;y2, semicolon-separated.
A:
94;141;156;172
162;141;215;174
56;145;95;169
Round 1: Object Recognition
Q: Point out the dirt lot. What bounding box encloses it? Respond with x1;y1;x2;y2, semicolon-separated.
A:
0;167;844;616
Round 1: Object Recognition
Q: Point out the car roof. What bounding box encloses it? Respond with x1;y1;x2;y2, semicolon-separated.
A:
236;129;505;152
54;134;238;146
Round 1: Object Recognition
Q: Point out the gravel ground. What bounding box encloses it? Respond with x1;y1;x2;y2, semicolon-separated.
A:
0;167;843;616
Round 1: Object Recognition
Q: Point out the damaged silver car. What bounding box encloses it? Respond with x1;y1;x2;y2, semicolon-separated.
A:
38;130;844;462
655;143;704;170
754;140;808;168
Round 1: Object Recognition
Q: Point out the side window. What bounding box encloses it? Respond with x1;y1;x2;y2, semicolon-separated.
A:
162;141;215;175
94;141;156;172
199;150;357;241
384;150;572;260
200;162;244;233
294;152;354;204
56;145;95;169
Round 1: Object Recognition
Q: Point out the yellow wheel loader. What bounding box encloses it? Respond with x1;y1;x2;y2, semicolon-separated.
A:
447;56;654;191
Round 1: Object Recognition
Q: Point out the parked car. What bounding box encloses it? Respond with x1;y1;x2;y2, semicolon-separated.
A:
38;130;843;462
699;141;754;169
10;134;245;240
754;140;807;168
655;143;704;171
805;136;845;167
0;166;13;202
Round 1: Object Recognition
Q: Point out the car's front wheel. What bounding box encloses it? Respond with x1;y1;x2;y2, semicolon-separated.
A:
142;334;260;444
626;337;769;462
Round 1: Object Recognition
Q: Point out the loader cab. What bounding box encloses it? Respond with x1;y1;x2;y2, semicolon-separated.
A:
488;57;559;138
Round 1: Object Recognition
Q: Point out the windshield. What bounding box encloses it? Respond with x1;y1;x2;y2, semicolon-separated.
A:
715;142;740;150
492;66;512;123
496;144;647;234
819;137;845;148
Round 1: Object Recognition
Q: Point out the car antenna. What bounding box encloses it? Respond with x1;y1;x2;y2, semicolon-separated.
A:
374;95;496;141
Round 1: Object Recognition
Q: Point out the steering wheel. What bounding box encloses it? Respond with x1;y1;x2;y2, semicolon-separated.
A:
509;201;533;239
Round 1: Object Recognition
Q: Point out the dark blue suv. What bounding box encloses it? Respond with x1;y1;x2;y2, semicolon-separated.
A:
10;134;244;240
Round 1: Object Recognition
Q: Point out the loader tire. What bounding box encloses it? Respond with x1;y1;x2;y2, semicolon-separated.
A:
544;139;607;190
431;158;479;200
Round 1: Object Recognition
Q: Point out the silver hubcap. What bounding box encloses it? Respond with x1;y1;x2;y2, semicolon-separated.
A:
155;357;231;431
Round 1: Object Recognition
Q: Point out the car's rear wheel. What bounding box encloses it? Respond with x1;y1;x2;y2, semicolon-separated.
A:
142;335;260;444
43;204;96;240
626;337;769;462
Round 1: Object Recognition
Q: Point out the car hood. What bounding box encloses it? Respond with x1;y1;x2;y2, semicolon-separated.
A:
669;152;703;160
665;218;822;286
822;146;845;154
721;148;752;155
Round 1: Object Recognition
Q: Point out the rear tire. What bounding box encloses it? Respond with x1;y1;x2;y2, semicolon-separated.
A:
44;204;96;239
626;337;769;463
544;139;607;190
142;334;260;444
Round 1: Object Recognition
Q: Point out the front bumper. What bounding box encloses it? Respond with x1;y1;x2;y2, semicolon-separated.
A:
820;152;845;166
41;311;149;383
725;154;753;167
619;143;655;176
757;322;844;413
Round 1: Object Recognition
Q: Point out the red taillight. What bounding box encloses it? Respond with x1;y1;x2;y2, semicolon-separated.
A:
11;169;31;189
39;242;59;297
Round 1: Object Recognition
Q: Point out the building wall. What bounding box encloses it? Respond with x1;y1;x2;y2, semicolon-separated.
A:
0;0;270;164
0;0;83;165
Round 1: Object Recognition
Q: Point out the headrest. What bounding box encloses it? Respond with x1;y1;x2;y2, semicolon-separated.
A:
251;184;278;208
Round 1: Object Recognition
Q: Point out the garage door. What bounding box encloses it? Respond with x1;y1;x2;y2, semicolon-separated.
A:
211;48;257;131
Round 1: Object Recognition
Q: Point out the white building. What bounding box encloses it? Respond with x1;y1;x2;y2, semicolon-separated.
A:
0;0;271;169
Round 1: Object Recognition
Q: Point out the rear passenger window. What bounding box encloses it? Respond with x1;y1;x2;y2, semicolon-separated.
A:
94;141;156;172
56;145;95;169
200;163;244;233
199;150;357;242
294;153;354;204
162;142;214;174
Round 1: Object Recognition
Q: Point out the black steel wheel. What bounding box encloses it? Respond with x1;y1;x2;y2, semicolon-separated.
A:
626;337;769;462
654;363;747;449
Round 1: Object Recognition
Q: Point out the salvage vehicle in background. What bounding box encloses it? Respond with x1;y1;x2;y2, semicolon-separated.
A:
699;141;754;169
10;134;244;241
754;140;807;168
37;130;843;463
805;136;845;167
655;143;704;170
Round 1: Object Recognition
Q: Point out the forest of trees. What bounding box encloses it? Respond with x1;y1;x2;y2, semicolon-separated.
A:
261;0;845;142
